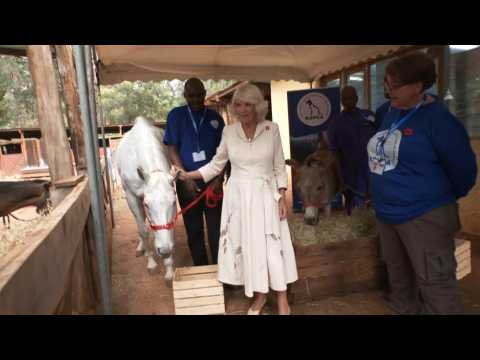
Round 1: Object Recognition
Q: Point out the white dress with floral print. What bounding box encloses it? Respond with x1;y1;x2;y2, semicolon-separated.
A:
198;120;298;297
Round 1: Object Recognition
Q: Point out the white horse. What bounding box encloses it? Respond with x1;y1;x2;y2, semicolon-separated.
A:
115;116;177;282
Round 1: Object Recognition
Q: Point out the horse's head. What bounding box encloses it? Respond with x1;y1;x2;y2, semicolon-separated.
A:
137;167;177;256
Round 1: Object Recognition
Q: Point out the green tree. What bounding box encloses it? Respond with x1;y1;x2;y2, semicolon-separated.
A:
0;55;37;128
99;79;236;125
0;53;236;129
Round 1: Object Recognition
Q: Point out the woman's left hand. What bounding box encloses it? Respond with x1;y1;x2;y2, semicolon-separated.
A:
278;196;287;221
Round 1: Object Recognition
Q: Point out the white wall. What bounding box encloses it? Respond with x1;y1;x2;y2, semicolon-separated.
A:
270;80;311;160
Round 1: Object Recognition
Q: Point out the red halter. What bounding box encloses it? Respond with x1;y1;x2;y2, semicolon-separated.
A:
143;183;223;232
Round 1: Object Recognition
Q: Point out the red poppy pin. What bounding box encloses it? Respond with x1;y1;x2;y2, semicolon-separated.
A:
403;128;414;136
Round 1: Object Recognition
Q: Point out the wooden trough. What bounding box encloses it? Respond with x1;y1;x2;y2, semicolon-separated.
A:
173;265;225;315
288;220;472;305
289;235;386;304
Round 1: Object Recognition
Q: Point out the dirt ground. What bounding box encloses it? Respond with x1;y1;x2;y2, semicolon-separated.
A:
110;187;480;315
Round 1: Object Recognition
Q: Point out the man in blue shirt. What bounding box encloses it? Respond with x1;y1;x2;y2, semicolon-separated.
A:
327;86;377;215
164;78;225;266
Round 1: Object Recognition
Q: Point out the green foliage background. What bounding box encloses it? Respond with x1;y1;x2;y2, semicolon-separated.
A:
0;54;234;129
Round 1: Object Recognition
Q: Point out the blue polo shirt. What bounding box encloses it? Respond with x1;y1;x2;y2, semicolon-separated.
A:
163;105;225;171
368;100;477;224
327;108;377;195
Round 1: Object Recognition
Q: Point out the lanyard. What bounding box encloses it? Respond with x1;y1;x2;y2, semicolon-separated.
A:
187;106;207;151
376;97;424;158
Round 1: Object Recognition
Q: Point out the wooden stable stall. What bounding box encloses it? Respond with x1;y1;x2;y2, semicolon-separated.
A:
0;45;113;314
0;177;113;314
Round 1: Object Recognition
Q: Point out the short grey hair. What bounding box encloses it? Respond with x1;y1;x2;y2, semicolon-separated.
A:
230;83;269;122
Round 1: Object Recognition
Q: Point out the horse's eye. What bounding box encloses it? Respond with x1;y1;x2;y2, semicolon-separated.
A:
317;186;323;191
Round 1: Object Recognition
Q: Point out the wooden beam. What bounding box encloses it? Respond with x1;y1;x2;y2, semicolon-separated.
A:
26;45;75;183
54;45;87;170
19;130;27;165
55;174;85;188
0;47;27;57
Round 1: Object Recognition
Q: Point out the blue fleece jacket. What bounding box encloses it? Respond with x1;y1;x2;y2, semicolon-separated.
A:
368;100;477;224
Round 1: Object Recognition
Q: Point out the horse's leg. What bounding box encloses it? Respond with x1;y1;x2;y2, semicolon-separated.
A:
124;190;158;273
124;190;148;257
163;252;175;286
155;236;175;285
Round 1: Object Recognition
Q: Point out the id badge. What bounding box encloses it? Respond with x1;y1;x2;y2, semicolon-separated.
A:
192;150;206;162
370;157;386;175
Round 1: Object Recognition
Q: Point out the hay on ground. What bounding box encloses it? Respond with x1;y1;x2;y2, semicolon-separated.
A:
289;207;377;247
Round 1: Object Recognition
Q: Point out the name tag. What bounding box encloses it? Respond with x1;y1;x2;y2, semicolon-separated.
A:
192;150;206;162
369;155;386;175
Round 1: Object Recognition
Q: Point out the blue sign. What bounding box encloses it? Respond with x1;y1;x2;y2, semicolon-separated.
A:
287;87;341;211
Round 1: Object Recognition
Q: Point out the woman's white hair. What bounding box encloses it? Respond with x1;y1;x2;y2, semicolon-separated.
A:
229;83;269;122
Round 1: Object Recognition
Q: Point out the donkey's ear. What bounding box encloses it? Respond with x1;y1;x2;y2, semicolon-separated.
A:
137;167;150;183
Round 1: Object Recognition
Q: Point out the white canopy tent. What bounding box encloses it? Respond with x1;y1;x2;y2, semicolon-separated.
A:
95;45;412;84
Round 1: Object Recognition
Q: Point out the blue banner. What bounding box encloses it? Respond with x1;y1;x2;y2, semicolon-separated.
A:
287;87;341;211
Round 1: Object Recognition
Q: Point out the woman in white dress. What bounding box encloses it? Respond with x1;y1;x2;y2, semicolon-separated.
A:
174;83;298;315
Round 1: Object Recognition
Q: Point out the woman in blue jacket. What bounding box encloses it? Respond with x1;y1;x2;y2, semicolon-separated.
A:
367;52;477;314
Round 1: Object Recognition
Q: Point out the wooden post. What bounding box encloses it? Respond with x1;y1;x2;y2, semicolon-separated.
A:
54;45;86;171
19;130;27;165
26;45;75;183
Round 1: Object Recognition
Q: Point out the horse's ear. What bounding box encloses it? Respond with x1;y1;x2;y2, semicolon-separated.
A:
137;167;149;182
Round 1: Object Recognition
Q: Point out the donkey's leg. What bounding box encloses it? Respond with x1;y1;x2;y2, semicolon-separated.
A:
124;190;158;273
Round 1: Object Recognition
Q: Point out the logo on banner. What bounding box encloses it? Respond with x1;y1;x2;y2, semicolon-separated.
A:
297;92;331;127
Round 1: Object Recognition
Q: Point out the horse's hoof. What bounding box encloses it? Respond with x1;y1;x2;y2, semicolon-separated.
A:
135;250;145;257
148;267;160;275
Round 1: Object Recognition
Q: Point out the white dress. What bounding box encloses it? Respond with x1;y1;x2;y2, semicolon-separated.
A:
198;120;298;297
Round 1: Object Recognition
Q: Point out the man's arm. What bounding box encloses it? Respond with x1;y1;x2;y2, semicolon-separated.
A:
166;144;186;171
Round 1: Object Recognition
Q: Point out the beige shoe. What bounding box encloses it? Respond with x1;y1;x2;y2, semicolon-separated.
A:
247;299;267;315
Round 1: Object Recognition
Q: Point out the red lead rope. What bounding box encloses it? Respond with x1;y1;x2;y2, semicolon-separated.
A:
144;184;223;231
